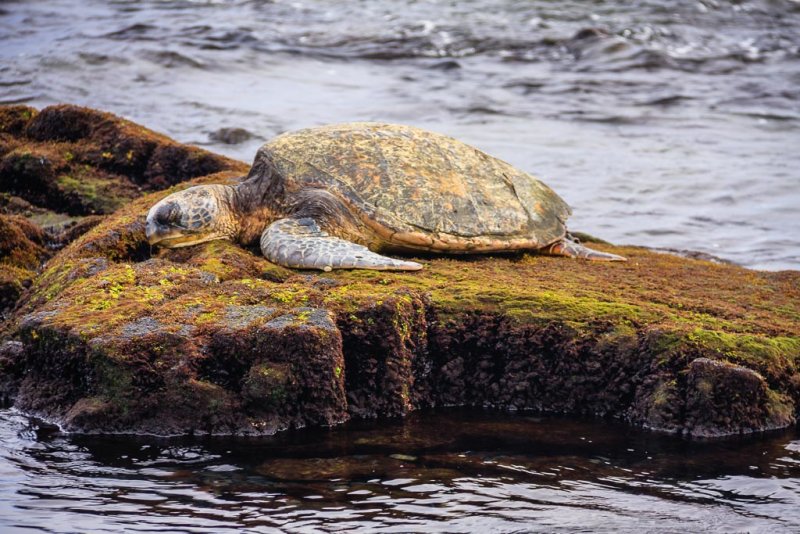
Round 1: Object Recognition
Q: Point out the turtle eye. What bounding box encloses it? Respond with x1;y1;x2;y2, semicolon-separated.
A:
155;202;180;226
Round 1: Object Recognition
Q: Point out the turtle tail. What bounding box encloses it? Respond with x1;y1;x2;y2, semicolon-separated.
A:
544;236;626;262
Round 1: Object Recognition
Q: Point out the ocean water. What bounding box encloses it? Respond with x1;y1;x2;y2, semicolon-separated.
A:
1;408;799;533
1;0;798;268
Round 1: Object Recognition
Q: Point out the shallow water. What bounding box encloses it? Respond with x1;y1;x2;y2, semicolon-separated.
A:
1;0;798;269
1;408;799;533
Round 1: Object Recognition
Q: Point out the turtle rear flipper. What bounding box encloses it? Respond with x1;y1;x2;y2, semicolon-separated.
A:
260;218;423;271
544;238;626;261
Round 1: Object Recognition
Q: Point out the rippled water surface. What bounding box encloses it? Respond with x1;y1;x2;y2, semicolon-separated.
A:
1;409;799;533
1;0;798;268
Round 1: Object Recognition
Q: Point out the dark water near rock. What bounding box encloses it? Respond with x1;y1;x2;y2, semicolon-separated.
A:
1;408;799;533
1;0;799;269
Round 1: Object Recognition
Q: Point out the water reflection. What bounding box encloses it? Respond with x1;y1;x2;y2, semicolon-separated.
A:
1;408;798;532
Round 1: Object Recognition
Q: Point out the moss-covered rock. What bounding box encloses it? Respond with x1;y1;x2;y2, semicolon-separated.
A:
0;340;24;406
0;104;244;217
0;105;797;438
0;214;48;315
0;264;36;316
0;214;47;270
0;103;248;315
0;105;36;137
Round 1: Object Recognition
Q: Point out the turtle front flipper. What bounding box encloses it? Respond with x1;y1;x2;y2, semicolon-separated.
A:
260;218;423;271
544;238;626;261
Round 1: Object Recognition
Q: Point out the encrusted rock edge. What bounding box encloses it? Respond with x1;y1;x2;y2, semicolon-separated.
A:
0;103;797;439
3;295;796;438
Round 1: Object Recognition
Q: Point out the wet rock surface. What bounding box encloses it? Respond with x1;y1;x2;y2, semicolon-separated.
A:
0;105;797;438
0;104;240;216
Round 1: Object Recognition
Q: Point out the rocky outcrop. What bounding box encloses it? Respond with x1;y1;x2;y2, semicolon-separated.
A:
0;213;48;315
0;104;245;314
0;104;238;215
0;105;797;438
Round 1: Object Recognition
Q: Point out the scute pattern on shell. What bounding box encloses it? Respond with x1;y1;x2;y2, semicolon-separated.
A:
264;123;571;248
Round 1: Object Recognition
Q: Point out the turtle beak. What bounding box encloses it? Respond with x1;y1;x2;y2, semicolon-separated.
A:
145;218;162;245
145;219;194;247
145;201;181;246
145;203;223;248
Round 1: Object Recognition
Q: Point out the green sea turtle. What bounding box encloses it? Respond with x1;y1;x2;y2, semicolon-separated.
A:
145;123;625;270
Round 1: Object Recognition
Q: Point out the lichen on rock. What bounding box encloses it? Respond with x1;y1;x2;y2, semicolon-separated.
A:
0;104;797;438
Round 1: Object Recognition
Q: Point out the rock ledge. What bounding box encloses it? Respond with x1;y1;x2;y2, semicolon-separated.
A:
0;105;797;439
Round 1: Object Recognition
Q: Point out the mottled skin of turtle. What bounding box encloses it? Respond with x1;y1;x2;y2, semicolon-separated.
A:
146;123;625;271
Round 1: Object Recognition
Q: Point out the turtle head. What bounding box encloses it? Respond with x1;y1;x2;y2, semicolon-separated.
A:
146;185;238;248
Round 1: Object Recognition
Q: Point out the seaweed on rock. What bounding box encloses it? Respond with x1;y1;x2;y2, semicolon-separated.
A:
0;104;797;438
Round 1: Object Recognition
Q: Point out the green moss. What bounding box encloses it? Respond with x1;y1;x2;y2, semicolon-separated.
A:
194;256;232;279
55;166;138;214
34;262;76;303
25;263;161;335
0;105;36;134
685;329;798;360
195;310;219;324
269;287;309;305
651;379;678;409
92;354;134;410
764;388;794;428
243;362;292;405
320;248;799;339
57;174;95;199
683;329;800;378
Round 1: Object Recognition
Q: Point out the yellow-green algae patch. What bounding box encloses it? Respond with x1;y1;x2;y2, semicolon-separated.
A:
324;248;799;338
680;329;799;384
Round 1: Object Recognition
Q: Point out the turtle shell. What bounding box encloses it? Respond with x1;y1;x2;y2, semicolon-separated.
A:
264;123;571;248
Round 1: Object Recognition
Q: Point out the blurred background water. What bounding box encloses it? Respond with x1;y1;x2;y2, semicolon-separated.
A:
1;0;798;269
